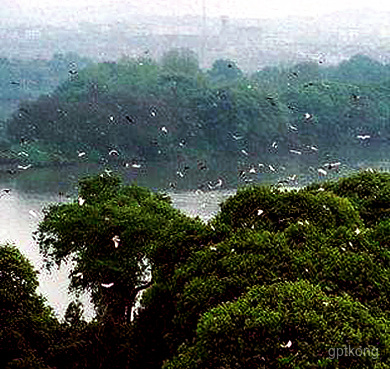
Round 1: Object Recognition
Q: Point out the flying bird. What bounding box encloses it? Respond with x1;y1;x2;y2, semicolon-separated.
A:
17;164;32;170
101;282;114;288
109;149;119;156
29;210;38;218
280;340;292;348
318;168;327;176
289;149;302;155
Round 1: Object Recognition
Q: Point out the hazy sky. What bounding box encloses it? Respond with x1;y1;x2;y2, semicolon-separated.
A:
5;0;390;24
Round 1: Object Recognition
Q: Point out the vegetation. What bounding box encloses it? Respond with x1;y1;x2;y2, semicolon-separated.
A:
2;171;390;368
2;51;390;186
0;244;58;368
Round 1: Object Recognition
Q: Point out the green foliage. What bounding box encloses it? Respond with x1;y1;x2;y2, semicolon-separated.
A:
305;171;390;226
212;185;361;233
5;171;390;368
159;174;390;367
0;244;57;369
164;280;389;368
0;53;90;121
7;52;390;181
161;48;200;77
37;173;207;323
208;59;244;84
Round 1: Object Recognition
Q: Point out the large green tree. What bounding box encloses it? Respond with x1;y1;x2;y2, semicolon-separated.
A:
0;244;57;368
36;173;207;324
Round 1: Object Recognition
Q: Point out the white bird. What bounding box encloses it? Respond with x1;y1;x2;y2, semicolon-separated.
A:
18;164;32;170
112;235;120;248
151;110;156;117
207;178;223;190
280;340;292;348
318;168;327;176
269;165;276;172
29;210;38;218
231;133;243;140
289;149;302;155
132;163;141;169
257;209;264;216
78;197;85;206
357;134;370;140
304;113;313;120
109;149;119;156
249;167;256;174
271;141;278;149
78;151;86;157
18;151;29;157
101;282;114;288
161;126;168;133
324;162;341;171
289;124;298;131
241;149;249;156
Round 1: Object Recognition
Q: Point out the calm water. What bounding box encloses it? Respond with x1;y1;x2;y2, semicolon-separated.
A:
0;165;235;321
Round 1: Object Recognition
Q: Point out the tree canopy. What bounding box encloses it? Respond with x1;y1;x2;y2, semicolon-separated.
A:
7;171;383;368
4;52;390;187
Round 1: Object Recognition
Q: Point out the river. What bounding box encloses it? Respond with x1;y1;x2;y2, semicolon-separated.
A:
0;165;235;321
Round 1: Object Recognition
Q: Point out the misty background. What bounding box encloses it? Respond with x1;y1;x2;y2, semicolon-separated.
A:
1;1;390;72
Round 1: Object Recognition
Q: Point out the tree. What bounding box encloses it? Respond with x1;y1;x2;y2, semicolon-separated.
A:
164;280;389;368
0;244;57;368
160;48;199;77
208;59;243;84
36;173;205;324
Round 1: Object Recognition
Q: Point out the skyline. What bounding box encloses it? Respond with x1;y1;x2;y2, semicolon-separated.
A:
3;0;390;26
